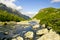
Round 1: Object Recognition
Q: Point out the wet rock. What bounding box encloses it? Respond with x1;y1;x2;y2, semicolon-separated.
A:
24;31;34;39
32;24;40;30
12;36;23;40
23;26;29;28
36;28;48;35
4;32;9;35
12;38;17;40
41;24;45;28
16;36;23;40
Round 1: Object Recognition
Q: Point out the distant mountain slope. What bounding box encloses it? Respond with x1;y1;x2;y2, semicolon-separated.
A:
0;10;25;22
33;7;60;33
0;3;30;20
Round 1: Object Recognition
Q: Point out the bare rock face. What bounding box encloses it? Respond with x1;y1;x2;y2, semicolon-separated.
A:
24;31;34;39
37;29;60;40
36;28;48;35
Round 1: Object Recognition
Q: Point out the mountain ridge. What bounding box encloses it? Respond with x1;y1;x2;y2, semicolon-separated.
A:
0;3;30;20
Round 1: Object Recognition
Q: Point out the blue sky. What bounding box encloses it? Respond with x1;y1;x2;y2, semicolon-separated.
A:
0;0;60;17
15;0;60;12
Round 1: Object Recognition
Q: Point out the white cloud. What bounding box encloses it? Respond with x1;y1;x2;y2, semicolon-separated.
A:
21;12;38;18
0;0;37;17
51;0;60;3
0;0;22;10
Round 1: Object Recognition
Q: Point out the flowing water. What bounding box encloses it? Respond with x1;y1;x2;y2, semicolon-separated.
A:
0;24;42;40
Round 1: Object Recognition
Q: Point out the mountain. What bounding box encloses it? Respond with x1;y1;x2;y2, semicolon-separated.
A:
33;7;60;33
0;9;26;22
0;3;30;20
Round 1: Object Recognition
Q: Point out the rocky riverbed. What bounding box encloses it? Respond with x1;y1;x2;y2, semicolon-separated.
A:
0;24;60;40
0;19;60;40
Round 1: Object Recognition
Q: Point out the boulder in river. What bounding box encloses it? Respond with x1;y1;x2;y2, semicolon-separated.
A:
41;24;46;28
12;38;17;40
24;31;34;39
36;28;48;35
37;30;60;40
12;36;23;40
16;36;23;40
32;24;40;30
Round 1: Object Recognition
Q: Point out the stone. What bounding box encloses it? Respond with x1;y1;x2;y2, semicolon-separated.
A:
16;36;23;40
37;29;60;40
32;24;40;29
41;24;46;28
24;31;34;39
4;32;9;35
36;28;48;35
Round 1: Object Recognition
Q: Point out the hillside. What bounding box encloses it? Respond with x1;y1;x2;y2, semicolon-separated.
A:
0;3;27;22
0;8;25;22
33;7;60;33
0;3;30;20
